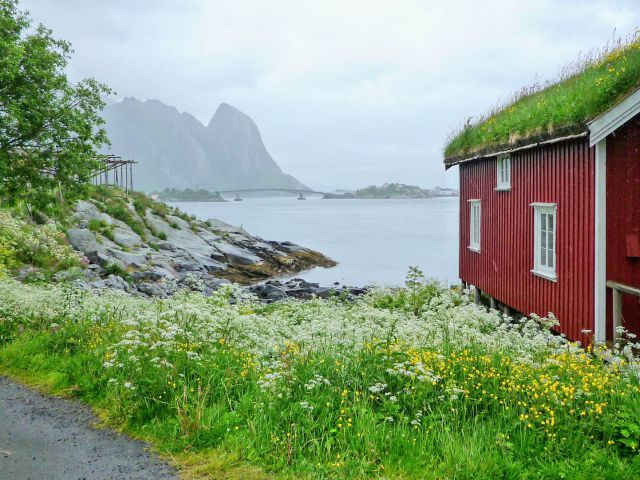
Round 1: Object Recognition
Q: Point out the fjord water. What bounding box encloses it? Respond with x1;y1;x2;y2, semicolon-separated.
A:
172;196;459;286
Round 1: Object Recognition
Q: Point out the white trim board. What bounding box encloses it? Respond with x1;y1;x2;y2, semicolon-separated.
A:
589;88;640;146
594;138;607;343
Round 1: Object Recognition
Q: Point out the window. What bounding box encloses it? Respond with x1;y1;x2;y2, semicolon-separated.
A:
496;154;511;190
532;203;557;281
469;200;481;252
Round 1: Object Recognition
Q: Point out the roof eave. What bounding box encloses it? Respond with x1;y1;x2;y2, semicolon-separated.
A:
588;88;640;146
443;131;589;169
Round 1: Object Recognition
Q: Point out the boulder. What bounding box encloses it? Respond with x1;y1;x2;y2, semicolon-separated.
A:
66;228;102;254
138;282;174;298
112;225;143;249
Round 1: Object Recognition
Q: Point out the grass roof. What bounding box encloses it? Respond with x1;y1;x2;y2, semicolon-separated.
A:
444;32;640;164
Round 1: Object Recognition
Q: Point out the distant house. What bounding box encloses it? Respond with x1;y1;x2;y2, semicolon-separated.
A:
444;41;640;344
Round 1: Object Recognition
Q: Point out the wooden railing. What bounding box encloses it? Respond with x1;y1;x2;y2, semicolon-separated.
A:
606;280;640;341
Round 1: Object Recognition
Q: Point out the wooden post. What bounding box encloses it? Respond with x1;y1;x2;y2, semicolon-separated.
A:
613;287;623;342
501;304;511;317
130;162;133;192
490;297;497;310
473;286;481;305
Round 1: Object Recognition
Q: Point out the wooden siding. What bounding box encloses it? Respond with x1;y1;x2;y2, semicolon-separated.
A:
606;114;640;339
459;138;595;344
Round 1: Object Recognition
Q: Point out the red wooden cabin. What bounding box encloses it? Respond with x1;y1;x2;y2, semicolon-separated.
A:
445;88;640;345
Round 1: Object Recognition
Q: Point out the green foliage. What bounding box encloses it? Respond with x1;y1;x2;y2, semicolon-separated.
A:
1;278;640;478
87;218;115;241
156;188;226;202
169;221;181;230
90;187;146;238
0;0;111;210
131;191;170;218
606;395;640;454
372;266;440;315
155;230;167;240
0;209;82;272
445;33;640;159
103;262;128;279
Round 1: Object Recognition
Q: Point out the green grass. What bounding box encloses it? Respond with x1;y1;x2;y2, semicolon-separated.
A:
445;34;640;160
103;262;130;280
88;218;115;241
89;187;146;238
0;275;639;479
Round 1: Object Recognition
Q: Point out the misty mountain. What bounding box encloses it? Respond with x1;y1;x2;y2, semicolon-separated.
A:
101;98;308;192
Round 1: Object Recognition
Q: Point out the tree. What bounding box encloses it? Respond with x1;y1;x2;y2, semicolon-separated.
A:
0;0;111;211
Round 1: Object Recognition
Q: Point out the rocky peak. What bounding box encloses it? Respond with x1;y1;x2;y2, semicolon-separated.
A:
102;98;308;191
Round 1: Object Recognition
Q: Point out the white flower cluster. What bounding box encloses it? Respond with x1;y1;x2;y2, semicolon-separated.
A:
0;211;83;269
1;275;638;393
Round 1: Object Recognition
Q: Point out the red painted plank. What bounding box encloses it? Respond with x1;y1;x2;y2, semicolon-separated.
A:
606;114;640;339
458;137;595;344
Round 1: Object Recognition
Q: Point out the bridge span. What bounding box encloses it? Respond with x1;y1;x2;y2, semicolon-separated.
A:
215;188;327;196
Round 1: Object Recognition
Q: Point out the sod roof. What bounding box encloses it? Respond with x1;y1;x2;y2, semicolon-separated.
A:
444;35;640;166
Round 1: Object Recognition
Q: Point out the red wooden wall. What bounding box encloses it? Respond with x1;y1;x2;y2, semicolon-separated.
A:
459;138;595;344
606;114;640;339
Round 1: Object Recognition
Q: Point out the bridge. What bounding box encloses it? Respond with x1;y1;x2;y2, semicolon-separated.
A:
215;188;327;200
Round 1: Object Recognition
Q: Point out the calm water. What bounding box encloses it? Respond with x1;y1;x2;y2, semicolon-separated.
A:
171;196;459;287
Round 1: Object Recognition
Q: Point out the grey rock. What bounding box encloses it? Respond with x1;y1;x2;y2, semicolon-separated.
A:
249;284;288;302
131;266;175;282
15;267;41;282
91;275;132;292
215;242;262;266
52;267;85;283
276;241;306;254
315;287;339;299
155;241;176;252
138;282;173;298
112;225;143;249
66;228;102;254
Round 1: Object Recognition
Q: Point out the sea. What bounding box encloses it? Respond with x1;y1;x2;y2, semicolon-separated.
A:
171;196;459;287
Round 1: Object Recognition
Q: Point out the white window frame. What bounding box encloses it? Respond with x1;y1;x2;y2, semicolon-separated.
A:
531;203;557;281
496;154;511;190
468;199;481;253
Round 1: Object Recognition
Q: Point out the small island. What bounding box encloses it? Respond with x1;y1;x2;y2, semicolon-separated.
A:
323;182;458;199
153;188;227;202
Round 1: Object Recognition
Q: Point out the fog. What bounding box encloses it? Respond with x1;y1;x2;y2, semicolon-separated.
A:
20;0;640;190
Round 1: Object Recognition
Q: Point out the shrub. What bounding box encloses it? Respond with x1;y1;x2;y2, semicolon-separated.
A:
0;211;82;271
87;218;115;241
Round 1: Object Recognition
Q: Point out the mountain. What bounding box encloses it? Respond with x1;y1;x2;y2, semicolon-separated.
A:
101;98;308;192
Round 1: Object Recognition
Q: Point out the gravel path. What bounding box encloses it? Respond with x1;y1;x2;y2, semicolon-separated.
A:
0;376;178;480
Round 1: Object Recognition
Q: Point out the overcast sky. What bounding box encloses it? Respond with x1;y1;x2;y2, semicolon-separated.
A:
20;0;640;190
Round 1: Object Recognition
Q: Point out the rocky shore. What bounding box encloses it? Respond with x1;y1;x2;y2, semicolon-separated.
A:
58;190;336;298
246;278;368;302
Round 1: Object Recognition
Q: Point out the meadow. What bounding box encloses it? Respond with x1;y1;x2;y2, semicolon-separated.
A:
0;256;639;478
